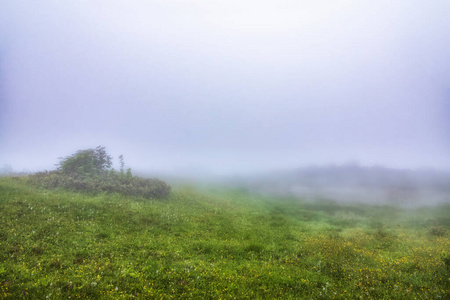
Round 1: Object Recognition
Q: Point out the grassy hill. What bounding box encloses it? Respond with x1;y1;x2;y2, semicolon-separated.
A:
0;177;448;299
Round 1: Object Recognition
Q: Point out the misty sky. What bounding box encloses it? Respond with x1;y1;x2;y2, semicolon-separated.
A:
1;1;449;174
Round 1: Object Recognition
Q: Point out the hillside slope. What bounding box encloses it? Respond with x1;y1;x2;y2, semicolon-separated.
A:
0;177;448;299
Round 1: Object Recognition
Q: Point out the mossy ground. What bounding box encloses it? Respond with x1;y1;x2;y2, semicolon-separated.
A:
0;177;448;299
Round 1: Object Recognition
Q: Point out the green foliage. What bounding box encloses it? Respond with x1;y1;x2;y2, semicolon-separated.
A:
442;251;450;270
57;146;112;178
29;171;171;199
428;225;447;237
29;146;170;199
118;154;125;174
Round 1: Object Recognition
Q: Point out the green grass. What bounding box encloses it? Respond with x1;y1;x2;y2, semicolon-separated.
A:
0;177;448;299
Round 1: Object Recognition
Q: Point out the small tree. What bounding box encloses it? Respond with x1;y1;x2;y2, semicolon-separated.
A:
119;155;125;174
57;146;112;178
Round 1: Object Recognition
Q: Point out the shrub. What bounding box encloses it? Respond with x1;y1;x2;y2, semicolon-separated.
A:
442;251;450;269
28;147;171;199
428;225;446;237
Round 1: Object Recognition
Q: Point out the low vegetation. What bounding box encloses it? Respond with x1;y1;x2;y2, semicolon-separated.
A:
28;146;170;199
0;177;448;299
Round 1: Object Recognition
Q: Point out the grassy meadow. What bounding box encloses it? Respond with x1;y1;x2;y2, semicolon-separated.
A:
0;176;449;299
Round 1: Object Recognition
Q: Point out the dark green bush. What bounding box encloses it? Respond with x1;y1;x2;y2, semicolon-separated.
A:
29;170;171;199
442;252;450;269
28;147;171;199
428;225;446;237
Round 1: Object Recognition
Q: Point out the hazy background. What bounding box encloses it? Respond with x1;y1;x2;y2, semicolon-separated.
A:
1;1;449;175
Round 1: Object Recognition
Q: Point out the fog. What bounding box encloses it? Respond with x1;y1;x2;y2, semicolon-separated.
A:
227;164;450;207
1;1;450;176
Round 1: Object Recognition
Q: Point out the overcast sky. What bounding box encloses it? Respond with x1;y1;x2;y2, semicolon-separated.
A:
1;1;449;175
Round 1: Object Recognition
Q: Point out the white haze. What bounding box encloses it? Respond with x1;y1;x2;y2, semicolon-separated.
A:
0;1;449;175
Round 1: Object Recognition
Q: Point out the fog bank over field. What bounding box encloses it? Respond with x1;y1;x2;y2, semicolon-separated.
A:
224;165;450;207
